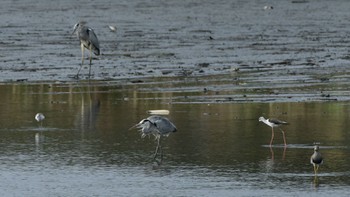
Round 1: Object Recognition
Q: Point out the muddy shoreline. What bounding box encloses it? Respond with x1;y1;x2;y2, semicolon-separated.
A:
1;0;350;102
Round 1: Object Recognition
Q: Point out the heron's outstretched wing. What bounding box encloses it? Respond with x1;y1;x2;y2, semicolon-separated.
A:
129;119;157;138
87;28;100;55
149;116;177;134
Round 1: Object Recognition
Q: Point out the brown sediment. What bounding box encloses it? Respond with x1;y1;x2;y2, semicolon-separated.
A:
1;0;349;102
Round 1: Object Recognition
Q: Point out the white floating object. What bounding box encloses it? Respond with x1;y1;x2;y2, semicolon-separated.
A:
147;110;170;115
108;25;117;32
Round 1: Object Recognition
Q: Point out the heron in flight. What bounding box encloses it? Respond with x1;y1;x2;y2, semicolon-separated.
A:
72;21;100;78
259;116;288;146
310;145;323;175
130;115;177;163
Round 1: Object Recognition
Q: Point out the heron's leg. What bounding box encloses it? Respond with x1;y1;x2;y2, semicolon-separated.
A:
160;144;163;162
89;45;92;77
269;127;275;146
153;137;161;160
76;65;83;78
81;43;85;65
77;44;85;77
153;146;159;160
280;128;287;146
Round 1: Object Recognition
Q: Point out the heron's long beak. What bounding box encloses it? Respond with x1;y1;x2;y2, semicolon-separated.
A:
129;123;140;130
72;24;78;35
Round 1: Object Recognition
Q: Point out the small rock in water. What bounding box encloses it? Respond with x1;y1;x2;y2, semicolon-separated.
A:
263;5;274;10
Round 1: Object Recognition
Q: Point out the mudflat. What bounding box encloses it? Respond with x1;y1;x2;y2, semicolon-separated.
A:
1;0;349;102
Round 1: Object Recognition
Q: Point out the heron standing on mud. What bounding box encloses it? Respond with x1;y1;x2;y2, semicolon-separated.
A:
72;21;100;78
130;115;177;164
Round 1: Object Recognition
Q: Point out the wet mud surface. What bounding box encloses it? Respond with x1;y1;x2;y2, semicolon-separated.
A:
1;0;350;102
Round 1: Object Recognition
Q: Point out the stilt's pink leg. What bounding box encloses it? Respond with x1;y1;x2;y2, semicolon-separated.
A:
269;127;274;146
281;129;287;146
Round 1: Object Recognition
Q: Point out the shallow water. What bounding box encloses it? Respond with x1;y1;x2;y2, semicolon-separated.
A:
2;0;350;196
0;82;350;196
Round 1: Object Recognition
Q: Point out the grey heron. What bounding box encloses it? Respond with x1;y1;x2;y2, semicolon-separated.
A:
72;21;100;78
310;145;323;175
35;113;45;127
259;116;288;146
129;115;177;163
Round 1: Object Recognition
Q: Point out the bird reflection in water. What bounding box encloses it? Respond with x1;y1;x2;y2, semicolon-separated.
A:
75;84;101;133
269;145;287;161
260;145;287;174
312;176;320;189
76;98;100;132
